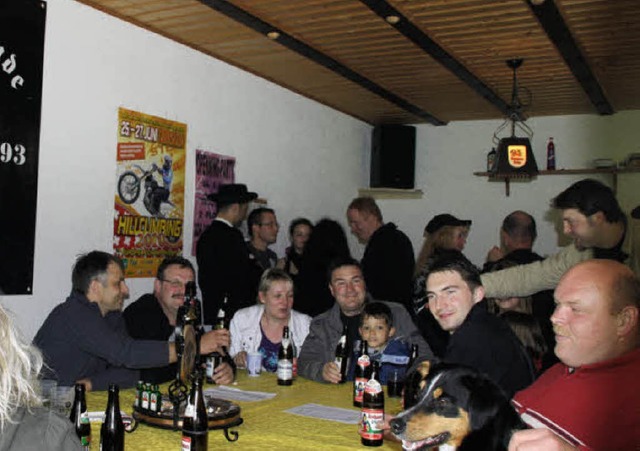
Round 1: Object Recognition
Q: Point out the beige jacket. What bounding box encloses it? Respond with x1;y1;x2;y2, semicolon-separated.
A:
481;216;640;298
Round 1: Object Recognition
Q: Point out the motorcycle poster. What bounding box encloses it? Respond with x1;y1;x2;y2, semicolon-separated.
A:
114;108;186;278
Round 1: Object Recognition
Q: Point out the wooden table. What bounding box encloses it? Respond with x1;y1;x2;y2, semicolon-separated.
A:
87;371;404;450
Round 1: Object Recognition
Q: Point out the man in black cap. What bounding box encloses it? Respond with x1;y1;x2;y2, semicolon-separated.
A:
196;183;258;324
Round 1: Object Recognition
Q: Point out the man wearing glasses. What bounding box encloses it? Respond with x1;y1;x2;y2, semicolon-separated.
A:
34;251;229;391
124;256;234;384
247;207;280;271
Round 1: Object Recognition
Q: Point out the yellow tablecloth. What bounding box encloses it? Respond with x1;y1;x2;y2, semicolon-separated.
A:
87;372;404;450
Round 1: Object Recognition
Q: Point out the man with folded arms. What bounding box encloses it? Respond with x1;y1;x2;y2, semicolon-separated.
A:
34;251;222;391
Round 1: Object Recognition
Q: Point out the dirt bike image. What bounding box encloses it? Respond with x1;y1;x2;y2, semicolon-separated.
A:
117;164;174;217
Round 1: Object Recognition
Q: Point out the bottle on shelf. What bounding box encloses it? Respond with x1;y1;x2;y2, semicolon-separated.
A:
69;383;91;450
353;340;371;407
360;361;384;447
134;380;143;409
547;137;556;170
487;147;497;172
277;326;294;386
150;384;161;413
334;324;349;384
181;373;209;451
100;384;125;451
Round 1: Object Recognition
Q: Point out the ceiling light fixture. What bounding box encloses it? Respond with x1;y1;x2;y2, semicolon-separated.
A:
385;15;400;25
491;58;539;178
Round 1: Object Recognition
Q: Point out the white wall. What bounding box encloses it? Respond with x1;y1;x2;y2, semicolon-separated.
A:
0;0;369;340
377;111;640;268
2;0;639;342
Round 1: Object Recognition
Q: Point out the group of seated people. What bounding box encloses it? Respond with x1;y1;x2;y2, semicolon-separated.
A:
2;177;639;450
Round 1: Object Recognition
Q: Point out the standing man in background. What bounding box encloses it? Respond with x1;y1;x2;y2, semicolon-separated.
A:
347;197;414;310
482;179;640;299
196;183;258;324
247;207;279;270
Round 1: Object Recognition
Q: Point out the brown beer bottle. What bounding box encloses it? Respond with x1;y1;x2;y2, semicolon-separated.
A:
214;294;229;330
100;384;124;451
361;361;384;447
277;326;294;386
69;383;91;450
353;340;371;407
181;373;208;450
334;324;349;384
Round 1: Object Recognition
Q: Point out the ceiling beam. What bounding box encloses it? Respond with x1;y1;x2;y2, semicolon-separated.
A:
360;0;517;119
527;0;614;115
198;0;446;125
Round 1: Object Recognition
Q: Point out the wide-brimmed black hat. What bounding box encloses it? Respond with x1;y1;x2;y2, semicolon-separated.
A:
207;184;258;204
425;213;472;234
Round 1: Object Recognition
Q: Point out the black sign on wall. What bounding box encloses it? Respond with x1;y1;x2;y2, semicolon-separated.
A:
0;0;47;295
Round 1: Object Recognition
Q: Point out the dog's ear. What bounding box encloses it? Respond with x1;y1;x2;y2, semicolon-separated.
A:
402;360;434;410
462;374;505;431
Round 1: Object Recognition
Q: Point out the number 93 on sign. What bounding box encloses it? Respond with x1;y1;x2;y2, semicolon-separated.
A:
0;142;26;165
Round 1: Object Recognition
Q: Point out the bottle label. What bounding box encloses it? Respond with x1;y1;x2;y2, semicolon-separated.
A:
141;392;149;410
364;379;382;395
360;408;384;440
80;435;91;447
334;356;343;368
184;404;196;418
354;376;367;403
277;359;293;380
181;436;192;451
357;354;370;368
150;393;157;411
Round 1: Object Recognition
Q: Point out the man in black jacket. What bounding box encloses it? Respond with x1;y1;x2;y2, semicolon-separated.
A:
124;256;233;384
425;250;534;398
346;197;414;310
196;183;258;324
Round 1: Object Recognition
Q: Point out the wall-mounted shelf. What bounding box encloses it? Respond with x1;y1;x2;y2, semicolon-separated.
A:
473;167;640;196
358;187;423;200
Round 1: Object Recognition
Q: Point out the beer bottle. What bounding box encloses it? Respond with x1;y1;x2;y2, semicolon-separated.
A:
277;326;294;386
100;384;124;451
141;382;151;411
361;361;384;447
407;344;419;370
181;373;208;451
214;295;228;330
69;383;91;450
150;384;159;413
353;340;371;407
134;380;143;409
334;324;349;384
291;331;298;378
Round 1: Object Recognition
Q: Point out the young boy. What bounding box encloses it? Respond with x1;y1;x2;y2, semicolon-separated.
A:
352;302;412;384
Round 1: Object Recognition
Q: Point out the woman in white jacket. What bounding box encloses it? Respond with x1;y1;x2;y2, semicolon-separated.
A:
230;268;311;372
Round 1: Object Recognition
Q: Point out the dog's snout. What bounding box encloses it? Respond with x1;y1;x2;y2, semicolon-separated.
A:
389;418;406;435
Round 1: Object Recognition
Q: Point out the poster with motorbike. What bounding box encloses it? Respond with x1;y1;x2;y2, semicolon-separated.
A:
114;108;187;278
191;150;235;256
0;0;46;295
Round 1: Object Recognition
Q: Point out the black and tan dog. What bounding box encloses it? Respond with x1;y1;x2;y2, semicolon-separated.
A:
390;361;525;451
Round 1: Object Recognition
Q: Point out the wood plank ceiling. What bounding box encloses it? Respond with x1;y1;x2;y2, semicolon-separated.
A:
76;0;640;125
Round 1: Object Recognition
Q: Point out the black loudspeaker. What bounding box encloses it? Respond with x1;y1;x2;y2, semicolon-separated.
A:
370;125;416;189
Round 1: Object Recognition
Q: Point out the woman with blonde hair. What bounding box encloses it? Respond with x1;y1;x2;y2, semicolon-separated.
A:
0;305;80;450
